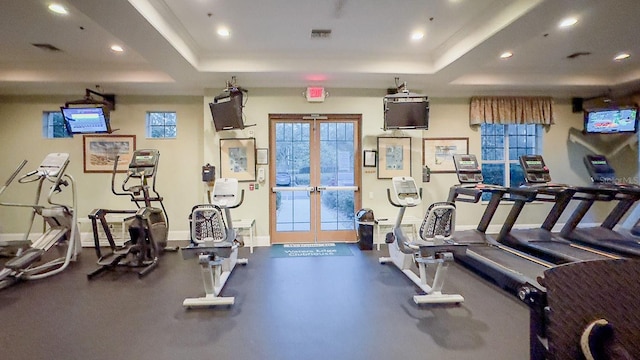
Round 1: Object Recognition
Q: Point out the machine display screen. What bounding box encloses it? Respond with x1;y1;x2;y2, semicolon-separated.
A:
524;160;544;169
587;155;614;174
457;159;477;170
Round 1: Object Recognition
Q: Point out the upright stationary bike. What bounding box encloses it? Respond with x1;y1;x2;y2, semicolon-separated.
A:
88;149;170;278
379;176;466;304
181;177;248;307
0;153;81;290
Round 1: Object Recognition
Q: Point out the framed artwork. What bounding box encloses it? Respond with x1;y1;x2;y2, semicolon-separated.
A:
422;137;469;173
377;137;411;179
83;135;136;173
256;148;269;165
220;138;256;181
363;150;377;167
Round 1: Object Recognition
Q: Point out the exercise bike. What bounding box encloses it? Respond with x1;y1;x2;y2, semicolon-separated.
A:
379;176;466;305
0;153;80;290
88;149;170;279
181;177;248;307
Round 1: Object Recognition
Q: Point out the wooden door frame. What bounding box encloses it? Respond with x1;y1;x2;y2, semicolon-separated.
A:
268;113;362;244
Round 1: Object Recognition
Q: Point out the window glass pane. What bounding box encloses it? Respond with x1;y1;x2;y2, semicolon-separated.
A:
165;113;176;125
517;135;527;148
147;112;177;138
509;148;518;161
509;163;526;187
42;111;71;138
481;163;505;186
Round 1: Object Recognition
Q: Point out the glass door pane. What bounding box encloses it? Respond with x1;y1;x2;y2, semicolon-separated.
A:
318;121;357;235
273;122;312;237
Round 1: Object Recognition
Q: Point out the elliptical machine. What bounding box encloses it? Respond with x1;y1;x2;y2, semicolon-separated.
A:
0;153;81;290
88;149;170;278
379;176;466;304
181;177;248;308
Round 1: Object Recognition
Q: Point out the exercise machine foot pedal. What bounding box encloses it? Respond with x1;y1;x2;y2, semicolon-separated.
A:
5;248;45;270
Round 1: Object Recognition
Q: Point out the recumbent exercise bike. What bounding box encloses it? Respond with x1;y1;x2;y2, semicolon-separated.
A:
181;177;248;308
379;176;466;305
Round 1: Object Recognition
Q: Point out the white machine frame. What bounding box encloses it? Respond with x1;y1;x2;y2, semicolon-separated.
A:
182;178;248;308
0;153;80;289
379;176;465;305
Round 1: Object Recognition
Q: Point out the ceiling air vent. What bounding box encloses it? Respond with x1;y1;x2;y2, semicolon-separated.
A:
32;43;62;52
310;29;332;39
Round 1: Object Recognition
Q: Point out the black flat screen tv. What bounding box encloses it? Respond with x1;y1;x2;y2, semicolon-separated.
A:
61;106;111;134
210;91;245;131
584;107;638;134
383;94;429;130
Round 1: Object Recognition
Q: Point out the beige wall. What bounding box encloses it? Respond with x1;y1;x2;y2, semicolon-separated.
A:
0;95;203;239
1;92;634;242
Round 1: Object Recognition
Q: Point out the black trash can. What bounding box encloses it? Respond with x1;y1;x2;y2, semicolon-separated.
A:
355;208;375;250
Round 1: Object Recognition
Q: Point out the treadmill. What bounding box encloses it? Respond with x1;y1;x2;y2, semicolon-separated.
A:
448;154;553;299
559;154;640;257
495;154;622;264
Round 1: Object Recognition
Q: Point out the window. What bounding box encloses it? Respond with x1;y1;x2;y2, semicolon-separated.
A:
42;111;71;138
481;123;543;190
146;112;176;138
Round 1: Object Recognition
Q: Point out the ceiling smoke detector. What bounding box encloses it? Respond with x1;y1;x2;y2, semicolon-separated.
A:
311;29;332;39
32;43;62;52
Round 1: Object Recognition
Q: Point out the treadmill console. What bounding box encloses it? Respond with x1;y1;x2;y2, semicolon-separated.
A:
37;152;70;177
520;155;551;183
391;176;421;207
584;155;616;183
128;149;160;178
453;154;483;183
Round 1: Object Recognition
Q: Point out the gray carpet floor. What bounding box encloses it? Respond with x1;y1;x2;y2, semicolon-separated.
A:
0;243;529;360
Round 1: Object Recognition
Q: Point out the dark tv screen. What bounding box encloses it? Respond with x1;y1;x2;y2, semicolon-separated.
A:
61;106;110;134
383;95;429;130
584;107;638;133
210;92;244;131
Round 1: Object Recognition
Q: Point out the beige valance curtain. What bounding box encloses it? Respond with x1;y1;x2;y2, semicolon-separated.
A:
469;96;555;125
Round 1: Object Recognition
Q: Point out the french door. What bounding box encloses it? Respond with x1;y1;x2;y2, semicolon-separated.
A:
269;114;361;244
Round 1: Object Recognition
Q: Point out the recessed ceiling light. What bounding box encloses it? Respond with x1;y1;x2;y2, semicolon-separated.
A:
48;3;68;15
217;28;230;37
411;31;424;41
614;53;631;61
110;45;124;52
500;51;513;59
559;17;578;28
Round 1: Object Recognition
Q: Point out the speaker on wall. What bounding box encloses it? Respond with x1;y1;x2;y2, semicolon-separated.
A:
572;97;584;113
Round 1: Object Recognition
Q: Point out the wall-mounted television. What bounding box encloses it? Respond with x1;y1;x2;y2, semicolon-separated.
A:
61;106;111;134
584;107;638;134
383;93;429;130
210;90;247;131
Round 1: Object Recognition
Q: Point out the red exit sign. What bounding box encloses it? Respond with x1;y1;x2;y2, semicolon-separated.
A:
306;87;326;102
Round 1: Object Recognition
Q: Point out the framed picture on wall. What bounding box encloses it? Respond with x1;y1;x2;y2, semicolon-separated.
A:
377;137;411;179
256;148;269;165
220;138;256;181
83;134;136;173
422;137;469;173
363;150;377;167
